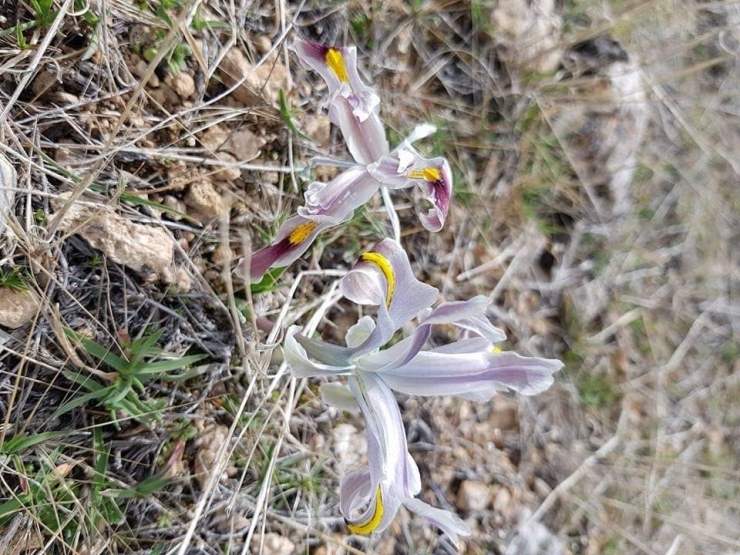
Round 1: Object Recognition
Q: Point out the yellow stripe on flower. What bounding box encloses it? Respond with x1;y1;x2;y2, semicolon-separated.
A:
325;48;350;84
346;487;384;535
288;221;318;246
360;251;396;307
408;167;441;183
492;346;502;354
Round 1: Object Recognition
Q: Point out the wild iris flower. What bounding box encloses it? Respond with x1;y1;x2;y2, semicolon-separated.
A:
242;41;453;280
284;239;564;544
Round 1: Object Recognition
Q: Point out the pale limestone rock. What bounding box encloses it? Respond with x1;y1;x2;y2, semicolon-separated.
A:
222;128;264;162
332;423;366;470
212;151;242;182
198;125;230;151
491;0;563;74
51;194;174;280
218;48;288;106
251;533;295;555
0;288;40;329
184;180;229;219
458;480;492;511
194;423;230;490
166;71;196;99
304;114;332;146
493;486;512;513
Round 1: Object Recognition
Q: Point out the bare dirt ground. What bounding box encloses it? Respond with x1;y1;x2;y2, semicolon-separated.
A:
0;0;738;554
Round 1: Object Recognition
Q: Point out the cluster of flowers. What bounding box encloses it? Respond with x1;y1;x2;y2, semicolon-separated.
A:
247;39;564;547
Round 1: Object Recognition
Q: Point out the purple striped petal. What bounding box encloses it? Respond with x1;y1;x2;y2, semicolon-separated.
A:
380;348;563;401
368;146;453;231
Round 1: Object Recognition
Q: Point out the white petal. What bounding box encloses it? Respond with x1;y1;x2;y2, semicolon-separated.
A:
380;349;563;400
402;497;471;547
320;383;360;412
283;326;352;378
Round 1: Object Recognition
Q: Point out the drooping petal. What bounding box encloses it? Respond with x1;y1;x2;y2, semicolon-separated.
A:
246;168;380;280
299;167;380;218
368;146;453;231
291;39;389;164
340;238;438;355
284;326;353;378
339;470;403;536
245;215;328;280
349;373;421;499
379;347;563;401
402;497;471;548
419;296;506;343
327;97;388;165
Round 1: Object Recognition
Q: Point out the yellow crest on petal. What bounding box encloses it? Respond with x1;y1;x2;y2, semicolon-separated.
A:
325;48;350;84
288;221;318;246
409;167;441;183
360;251;396;308
346;487;385;535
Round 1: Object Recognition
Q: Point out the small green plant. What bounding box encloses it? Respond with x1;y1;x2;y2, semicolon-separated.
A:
30;0;58;27
0;267;28;292
55;328;206;425
578;372;621;413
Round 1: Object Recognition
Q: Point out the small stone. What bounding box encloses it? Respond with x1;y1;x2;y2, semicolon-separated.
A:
0;289;40;329
194;423;230;490
251;532;295;555
166;72;195;99
211;245;233;268
212;151;242;182
31;71;58;96
198;125;229;151
254;35;272;54
222;128;264;162
332;423;366;470
303;114;331;146
493;486;512;513
218;47;288;106
458;480;491;512
184;180;229;219
168;165;200;192
50;193;175;281
162;195;187;219
173;268;191;293
149;83;179;107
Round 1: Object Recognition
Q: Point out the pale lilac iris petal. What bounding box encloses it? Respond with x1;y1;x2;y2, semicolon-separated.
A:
294;332;354;366
349;373;421;498
368;147;453;231
283;326;352;378
328;97;388;165
341;238;438;355
320;383;360;412
299;167;380;217
380;349;564;401
291;39;388;164
402;498;471;548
